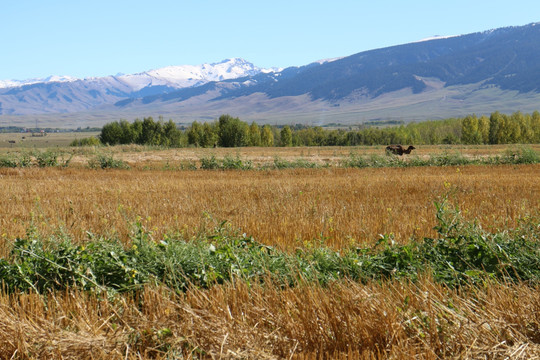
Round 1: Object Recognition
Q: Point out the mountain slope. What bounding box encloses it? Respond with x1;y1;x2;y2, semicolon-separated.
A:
220;23;540;100
118;22;540;112
3;23;540;126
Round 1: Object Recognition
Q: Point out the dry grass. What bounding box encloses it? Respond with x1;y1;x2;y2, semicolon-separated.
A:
0;164;538;254
0;279;538;359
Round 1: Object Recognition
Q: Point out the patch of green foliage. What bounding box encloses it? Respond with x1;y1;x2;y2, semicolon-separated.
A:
199;155;253;170
0;195;538;295
69;136;101;147
34;150;59;167
88;154;130;169
271;156;323;169
0;152;31;168
0;151;72;168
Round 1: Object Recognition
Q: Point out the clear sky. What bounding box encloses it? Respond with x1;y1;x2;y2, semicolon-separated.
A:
2;0;540;80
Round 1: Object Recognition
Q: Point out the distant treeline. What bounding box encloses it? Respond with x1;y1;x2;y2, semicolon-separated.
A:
91;111;540;148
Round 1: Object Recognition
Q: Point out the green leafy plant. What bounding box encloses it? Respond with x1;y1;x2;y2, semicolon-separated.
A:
34;150;59;167
88;154;130;169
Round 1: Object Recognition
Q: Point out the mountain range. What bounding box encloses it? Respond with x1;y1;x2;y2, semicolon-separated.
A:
3;22;540;128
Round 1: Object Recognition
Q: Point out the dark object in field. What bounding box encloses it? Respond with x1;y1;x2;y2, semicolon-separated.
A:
386;144;415;155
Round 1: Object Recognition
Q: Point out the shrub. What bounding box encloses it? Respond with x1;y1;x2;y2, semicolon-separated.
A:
70;137;101;147
199;155;253;170
34;150;59;167
429;152;470;166
199;155;220;170
0;155;18;168
273;156;320;169
88;154;129;169
502;145;540;164
222;155;253;170
341;153;370;168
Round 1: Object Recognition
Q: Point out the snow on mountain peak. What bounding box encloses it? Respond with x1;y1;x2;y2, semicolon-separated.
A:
312;57;344;65
414;34;459;43
0;75;78;89
115;58;272;91
0;58;272;91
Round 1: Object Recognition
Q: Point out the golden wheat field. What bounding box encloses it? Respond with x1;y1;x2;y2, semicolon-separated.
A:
0;162;538;251
0;145;539;359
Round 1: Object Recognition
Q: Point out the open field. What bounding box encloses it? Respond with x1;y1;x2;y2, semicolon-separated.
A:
0;145;539;358
0;131;100;148
2;144;539;169
0;164;538;252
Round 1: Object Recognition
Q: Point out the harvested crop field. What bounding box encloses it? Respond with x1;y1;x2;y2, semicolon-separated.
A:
0;164;538;250
0;146;539;359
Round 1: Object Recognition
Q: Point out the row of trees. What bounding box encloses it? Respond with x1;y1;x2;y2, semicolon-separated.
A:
461;111;540;144
98;111;540;148
100;117;183;146
187;115;275;147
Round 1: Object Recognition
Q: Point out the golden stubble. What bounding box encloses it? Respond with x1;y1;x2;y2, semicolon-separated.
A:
1;164;538;254
0;279;538;359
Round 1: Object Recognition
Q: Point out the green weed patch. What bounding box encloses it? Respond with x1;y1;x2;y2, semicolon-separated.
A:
0;197;538;294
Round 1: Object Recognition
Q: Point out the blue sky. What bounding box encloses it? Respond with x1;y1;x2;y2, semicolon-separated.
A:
2;0;540;80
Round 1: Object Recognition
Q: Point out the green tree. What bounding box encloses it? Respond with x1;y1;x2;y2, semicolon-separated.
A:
461;115;482;144
132;119;144;144
345;131;362;146
489;111;503;144
163;120;181;147
506;113;522;143
100;121;123;145
478;115;490;144
218;114;249;147
187;121;204;147
138;117;162;145
201;122;219;147
118;119;137;144
260;125;274;147
531;111;540;143
515;111;533;143
280;126;293;147
248;122;261;146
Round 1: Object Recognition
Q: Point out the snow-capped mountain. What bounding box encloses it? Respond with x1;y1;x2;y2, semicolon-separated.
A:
0;58;276;115
115;58;276;91
0;75;78;89
0;58;273;91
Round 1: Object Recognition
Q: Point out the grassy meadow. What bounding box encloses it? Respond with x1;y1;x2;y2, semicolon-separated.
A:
0;144;539;359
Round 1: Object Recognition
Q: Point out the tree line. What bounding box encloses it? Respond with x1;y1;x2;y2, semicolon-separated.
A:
96;111;540;148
